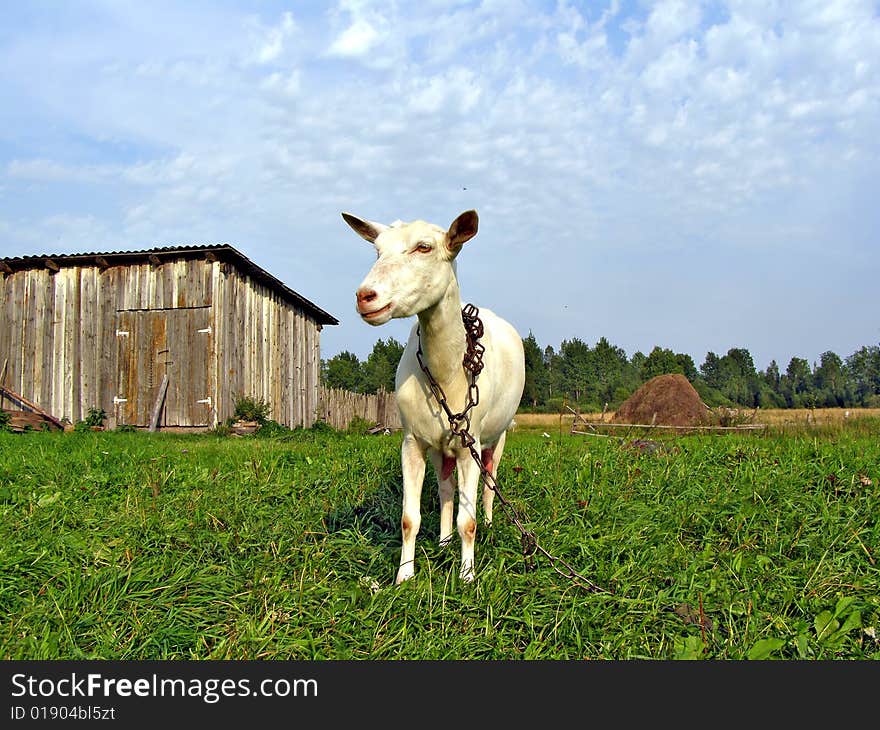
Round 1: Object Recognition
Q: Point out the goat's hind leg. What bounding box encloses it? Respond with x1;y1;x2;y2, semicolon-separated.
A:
481;429;507;527
428;448;456;547
456;443;482;582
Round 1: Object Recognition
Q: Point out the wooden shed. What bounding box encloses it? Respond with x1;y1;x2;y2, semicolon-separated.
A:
0;245;338;430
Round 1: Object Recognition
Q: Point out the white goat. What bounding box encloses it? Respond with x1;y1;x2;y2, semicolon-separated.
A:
343;209;525;584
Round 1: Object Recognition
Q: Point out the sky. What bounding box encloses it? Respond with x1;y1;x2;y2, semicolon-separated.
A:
1;0;878;372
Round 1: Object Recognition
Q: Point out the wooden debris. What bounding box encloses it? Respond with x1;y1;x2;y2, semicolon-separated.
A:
149;374;170;432
230;420;260;436
3;409;62;432
0;385;65;430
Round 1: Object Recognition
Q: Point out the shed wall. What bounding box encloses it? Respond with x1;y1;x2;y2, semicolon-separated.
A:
212;263;321;428
0;257;322;429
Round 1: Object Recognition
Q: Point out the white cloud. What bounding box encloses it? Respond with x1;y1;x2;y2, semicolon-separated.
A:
701;66;748;103
645;0;702;42
407;68;482;114
327;18;381;57
123;154;198;185
251;11;298;64
260;69;302;97
640;38;699;90
554;0;620;70
558;28;610;69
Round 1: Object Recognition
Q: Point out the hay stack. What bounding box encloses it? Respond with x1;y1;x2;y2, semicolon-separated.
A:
613;374;711;427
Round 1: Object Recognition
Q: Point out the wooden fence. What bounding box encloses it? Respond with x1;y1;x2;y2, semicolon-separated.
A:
317;386;401;432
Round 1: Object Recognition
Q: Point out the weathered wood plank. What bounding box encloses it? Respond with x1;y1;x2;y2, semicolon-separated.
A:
70;267;82;422
141;263;153;310
114;310;132;425
149;311;169;425
165;311;181;426
50;270;66;420
202;258;213;307
217;278;226;423
98;266;116;427
149;374;169;432
225;272;240;419
190;307;211;426
248;278;256;404
20;270;36;411
208;261;220;427
78;267;96;419
0;275;10;391
311;319;321;426
38;268;52;409
9;272;24;397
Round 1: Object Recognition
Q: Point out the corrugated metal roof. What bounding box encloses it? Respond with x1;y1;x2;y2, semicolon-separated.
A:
1;244;339;325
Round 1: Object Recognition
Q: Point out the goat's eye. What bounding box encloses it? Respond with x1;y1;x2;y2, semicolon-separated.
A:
415;243;432;253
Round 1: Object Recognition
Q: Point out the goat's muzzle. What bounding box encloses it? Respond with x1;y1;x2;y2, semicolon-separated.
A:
356;287;392;320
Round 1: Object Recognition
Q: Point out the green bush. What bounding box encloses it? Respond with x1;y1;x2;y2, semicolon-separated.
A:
74;407;107;431
232;394;272;423
347;415;377;435
255;420;291;438
0;410;11;432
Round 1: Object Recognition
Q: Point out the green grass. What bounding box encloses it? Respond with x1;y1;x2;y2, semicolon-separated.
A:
1;422;878;660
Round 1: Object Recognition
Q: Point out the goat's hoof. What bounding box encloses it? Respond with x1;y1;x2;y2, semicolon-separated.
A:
395;566;414;585
439;535;453;548
459;563;475;583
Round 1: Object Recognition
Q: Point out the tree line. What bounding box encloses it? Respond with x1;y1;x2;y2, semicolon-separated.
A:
322;337;405;395
322;334;880;411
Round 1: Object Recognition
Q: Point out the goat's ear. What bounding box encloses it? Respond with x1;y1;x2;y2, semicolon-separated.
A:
447;210;479;252
342;212;388;243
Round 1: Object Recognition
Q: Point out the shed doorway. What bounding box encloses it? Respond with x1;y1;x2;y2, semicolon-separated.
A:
115;308;213;427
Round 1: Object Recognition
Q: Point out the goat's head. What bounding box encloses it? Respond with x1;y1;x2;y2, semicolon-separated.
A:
343;210;479;326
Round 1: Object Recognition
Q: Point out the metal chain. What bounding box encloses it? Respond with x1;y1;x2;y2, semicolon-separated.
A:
416;304;610;594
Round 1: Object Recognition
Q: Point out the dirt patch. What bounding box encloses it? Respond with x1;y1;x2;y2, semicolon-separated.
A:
612;374;711;427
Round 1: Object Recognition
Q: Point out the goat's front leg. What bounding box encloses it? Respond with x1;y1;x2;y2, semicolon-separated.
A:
456;442;482;582
396;434;426;584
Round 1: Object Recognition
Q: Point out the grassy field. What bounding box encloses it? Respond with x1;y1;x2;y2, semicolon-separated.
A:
1;419;878;660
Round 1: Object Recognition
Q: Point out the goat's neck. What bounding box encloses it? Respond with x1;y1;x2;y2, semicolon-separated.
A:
417;277;467;389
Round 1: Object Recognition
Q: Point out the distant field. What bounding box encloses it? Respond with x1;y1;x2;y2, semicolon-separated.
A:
1;424;878;660
515;408;880;431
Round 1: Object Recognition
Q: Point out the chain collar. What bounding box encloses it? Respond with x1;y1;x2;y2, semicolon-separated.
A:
415;303;485;449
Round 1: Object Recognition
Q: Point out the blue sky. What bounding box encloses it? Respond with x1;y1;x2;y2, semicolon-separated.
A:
1;0;878;371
